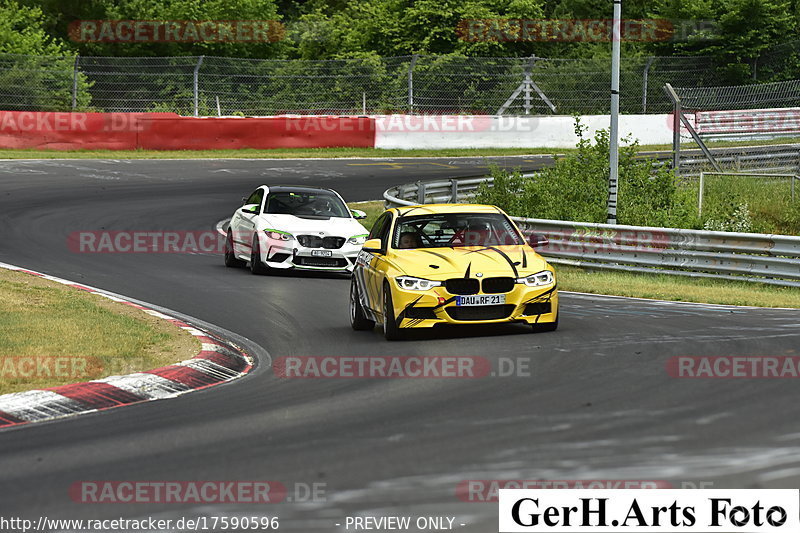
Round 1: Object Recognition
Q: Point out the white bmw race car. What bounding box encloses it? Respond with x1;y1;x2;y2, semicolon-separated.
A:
224;185;369;274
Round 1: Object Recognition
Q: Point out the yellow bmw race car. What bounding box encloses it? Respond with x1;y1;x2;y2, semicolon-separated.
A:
350;204;558;340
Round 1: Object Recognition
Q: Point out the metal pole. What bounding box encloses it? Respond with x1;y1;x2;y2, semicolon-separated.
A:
362;92;366;115
524;56;536;115
408;55;419;114
665;83;681;172
607;0;622;225
215;95;221;116
641;56;654;113
193;55;204;117
524;73;531;115
71;55;80;110
698;172;705;216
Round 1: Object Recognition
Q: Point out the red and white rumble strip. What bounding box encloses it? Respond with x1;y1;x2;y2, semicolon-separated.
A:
0;262;253;428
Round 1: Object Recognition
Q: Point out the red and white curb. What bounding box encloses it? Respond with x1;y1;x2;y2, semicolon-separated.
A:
0;262;253;428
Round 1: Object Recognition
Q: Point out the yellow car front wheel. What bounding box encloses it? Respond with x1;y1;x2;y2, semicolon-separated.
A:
383;282;402;341
531;312;558;333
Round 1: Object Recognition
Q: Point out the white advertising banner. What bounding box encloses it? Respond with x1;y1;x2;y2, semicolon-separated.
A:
499;489;800;533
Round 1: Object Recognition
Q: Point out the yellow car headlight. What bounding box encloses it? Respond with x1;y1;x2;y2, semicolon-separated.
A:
396;276;442;291
516;270;554;287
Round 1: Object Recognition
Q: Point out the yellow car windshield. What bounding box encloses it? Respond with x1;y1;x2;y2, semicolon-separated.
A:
393;213;523;249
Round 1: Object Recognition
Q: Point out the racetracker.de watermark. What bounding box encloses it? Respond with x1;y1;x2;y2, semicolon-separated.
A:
271;115;539;133
273;356;533;378
667;356;800;378
375;115;538;133
69;20;285;43
457;480;675;503
68;231;225;254
0;112;152;133
525;227;670;254
457;18;718;42
0;356;101;381
68;481;330;504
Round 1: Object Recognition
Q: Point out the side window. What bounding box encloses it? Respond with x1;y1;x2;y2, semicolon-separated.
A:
368;213;389;241
377;215;393;248
246;189;264;209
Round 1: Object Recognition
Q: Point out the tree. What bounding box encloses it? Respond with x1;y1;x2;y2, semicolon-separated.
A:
21;0;287;58
0;0;68;55
646;0;796;83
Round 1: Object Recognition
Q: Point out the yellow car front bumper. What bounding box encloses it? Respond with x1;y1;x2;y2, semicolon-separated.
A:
390;282;558;328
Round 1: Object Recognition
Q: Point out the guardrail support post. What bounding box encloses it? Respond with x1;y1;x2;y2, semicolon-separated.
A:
416;181;426;204
450;179;458;202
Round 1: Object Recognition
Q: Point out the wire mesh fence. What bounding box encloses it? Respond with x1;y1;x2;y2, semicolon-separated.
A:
0;52;760;116
665;79;800;177
673;79;800;111
0;48;797;116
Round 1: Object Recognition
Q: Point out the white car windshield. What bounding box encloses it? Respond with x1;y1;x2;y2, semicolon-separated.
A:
264;191;350;219
393;213;524;249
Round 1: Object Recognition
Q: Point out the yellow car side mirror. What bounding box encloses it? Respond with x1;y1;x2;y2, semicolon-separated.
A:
362;238;383;253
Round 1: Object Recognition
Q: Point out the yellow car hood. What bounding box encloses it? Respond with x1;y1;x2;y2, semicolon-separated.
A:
388;245;549;279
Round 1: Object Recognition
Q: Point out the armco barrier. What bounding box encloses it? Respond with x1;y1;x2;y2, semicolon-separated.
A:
0;111;179;150
374;114;673;149
5;110;800;152
0;112;376;150
384;177;800;288
138;115;375;150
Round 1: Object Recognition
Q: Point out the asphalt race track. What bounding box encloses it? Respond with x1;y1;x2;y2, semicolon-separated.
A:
1;157;800;532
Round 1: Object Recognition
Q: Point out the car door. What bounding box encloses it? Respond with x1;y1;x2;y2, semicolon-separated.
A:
231;188;264;255
357;212;393;315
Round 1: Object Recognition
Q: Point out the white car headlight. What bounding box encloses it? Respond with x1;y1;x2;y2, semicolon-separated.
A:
348;234;368;245
264;229;293;241
396;276;442;291
516;270;554;287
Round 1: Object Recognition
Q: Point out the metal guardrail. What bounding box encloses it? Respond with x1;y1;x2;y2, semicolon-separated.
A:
384;176;800;288
668;144;800;177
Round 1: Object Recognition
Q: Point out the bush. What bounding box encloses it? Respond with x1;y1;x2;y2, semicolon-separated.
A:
699;174;800;234
473;119;695;228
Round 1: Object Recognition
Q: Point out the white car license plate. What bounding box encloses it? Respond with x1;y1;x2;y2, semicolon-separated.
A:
311;249;333;257
456;294;505;306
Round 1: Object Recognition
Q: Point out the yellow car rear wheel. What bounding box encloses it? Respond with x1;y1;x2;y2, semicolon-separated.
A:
350;278;375;331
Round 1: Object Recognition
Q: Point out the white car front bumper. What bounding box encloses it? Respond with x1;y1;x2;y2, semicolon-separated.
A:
261;239;362;272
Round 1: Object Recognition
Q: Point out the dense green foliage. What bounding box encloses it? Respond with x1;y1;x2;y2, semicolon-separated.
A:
4;1;799;112
0;1;67;54
472;120;800;234
6;0;799;70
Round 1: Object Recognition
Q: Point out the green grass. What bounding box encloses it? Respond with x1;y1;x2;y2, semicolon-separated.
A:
694;173;800;234
558;265;800;308
349;200;385;231
0;269;200;395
